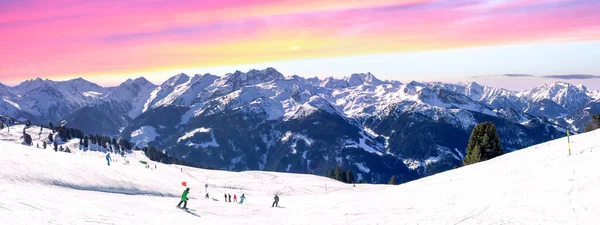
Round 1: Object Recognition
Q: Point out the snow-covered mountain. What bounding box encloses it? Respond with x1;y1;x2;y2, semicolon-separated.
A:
0;78;110;123
517;82;591;117
1;68;598;183
63;77;156;136
116;69;571;182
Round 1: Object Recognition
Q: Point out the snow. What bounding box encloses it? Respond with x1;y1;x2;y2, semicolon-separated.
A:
184;132;219;149
130;126;159;148
82;91;103;98
3;129;600;224
2;97;21;109
178;127;212;143
354;162;371;173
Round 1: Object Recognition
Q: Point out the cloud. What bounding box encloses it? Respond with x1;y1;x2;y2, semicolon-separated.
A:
542;74;600;79
502;74;534;77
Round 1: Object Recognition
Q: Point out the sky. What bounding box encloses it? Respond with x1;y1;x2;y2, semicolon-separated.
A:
1;0;600;90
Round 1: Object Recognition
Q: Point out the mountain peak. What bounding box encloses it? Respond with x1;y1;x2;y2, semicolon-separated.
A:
133;77;154;86
225;67;284;84
164;73;190;87
345;72;383;86
121;77;154;88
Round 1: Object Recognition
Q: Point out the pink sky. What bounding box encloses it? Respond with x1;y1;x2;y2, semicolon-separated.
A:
0;0;599;86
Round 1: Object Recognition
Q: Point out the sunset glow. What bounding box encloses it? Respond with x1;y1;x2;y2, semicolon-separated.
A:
1;0;599;85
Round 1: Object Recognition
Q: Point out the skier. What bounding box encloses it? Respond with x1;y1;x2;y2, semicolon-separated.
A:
177;187;190;209
239;194;246;204
224;193;227;202
228;194;232;202
105;152;111;166
233;194;237;202
272;194;279;207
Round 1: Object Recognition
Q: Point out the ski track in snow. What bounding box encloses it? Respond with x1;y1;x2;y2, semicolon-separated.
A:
1;125;600;224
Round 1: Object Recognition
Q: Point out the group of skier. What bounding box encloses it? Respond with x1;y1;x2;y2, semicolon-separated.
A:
176;187;279;210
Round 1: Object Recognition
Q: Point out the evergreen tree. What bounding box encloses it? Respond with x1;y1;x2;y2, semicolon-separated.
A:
83;136;89;148
48;133;54;142
40;126;43;132
25;120;31;127
0;122;4;130
584;113;600;132
346;170;354;184
49;122;54;130
463;122;504;166
334;166;344;182
389;175;396;185
328;169;335;178
64;147;71;153
43;141;47;149
53;142;58;152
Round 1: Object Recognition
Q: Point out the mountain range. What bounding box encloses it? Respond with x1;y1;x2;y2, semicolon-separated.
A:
1;68;599;183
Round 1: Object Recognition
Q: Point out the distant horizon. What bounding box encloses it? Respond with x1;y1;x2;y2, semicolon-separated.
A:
2;67;599;92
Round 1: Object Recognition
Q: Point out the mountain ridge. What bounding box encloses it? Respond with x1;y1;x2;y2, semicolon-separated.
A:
1;68;598;183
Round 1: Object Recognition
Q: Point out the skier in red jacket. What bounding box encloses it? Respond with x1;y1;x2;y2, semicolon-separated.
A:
233;194;237;202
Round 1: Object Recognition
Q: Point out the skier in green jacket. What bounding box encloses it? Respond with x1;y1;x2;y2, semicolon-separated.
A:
177;187;190;209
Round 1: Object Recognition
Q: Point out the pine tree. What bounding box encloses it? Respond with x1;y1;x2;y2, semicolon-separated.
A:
584;113;600;132
334;166;344;182
389;175;396;185
346;170;354;184
49;122;54;130
48;133;54;142
25;120;31;127
83;136;89;148
43;141;47;149
328;169;334;178
463;122;504;166
64;147;71;153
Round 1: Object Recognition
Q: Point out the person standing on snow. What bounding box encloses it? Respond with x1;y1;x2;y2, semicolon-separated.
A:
177;187;190;209
105;153;111;166
233;194;237;202
224;193;227;202
239;194;246;204
272;194;279;207
228;194;232;202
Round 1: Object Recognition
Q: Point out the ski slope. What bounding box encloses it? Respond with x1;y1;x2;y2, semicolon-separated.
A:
1;126;600;224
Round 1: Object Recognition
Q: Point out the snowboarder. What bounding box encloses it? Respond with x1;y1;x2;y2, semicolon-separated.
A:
233;194;237;202
272;194;279;207
228;194;232;202
105;153;111;166
177;187;190;209
224;193;227;202
239;194;246;204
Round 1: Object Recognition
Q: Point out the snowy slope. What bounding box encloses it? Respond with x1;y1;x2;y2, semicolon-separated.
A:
2;129;600;224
